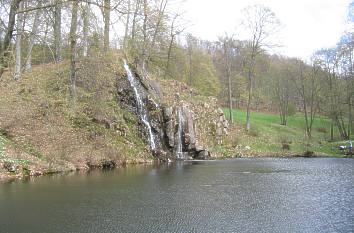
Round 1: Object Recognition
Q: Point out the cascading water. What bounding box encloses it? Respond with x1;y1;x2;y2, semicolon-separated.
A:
176;106;185;159
123;60;156;150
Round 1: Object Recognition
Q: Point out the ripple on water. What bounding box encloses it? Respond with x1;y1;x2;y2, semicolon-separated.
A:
0;158;353;233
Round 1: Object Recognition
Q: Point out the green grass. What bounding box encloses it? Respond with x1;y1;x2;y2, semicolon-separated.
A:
223;109;352;157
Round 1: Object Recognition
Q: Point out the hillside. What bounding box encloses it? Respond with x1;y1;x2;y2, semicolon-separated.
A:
0;54;148;180
0;53;229;181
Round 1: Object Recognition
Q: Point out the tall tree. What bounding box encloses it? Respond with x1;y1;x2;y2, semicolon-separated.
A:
25;1;42;71
69;0;79;102
292;59;322;138
219;35;234;123
269;57;293;126
164;14;182;79
82;2;90;57
54;0;62;62
123;0;131;50
186;34;195;87
103;0;110;52
0;0;22;78
14;1;24;80
240;5;280;131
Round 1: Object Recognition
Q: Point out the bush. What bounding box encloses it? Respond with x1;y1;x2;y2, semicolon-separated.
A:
282;143;290;150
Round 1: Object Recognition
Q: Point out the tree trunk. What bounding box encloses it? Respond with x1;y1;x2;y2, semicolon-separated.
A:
82;2;89;57
14;1;24;80
54;0;62;62
246;68;252;131
228;73;233;123
348;96;352;139
141;0;148;71
164;35;174;79
146;0;167;68
0;0;22;78
25;2;42;71
224;41;233;123
330;120;334;141
69;0;79;102
103;0;110;52
123;0;131;50
131;0;140;40
188;45;192;86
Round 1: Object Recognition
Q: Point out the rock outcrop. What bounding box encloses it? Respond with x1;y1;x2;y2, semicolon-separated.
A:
117;63;229;160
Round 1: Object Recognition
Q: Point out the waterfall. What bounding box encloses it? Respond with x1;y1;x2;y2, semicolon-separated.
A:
123;60;156;150
176;107;184;159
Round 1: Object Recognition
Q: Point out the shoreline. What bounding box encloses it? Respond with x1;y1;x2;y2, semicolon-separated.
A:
0;158;154;183
1;153;351;183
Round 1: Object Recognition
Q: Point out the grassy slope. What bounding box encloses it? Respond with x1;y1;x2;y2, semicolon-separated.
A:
0;54;151;179
223;109;352;157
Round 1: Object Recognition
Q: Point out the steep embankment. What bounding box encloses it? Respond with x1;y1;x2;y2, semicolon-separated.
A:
117;61;229;160
0;55;149;180
0;54;229;180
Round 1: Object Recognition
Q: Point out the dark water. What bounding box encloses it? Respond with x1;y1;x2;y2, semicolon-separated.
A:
1;158;354;233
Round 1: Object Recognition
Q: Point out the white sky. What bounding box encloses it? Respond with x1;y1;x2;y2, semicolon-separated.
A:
177;0;351;59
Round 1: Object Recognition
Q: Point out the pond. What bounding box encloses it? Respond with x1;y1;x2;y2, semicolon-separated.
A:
0;158;353;233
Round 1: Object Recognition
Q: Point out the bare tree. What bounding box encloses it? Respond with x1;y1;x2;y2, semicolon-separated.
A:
292;59;322;138
240;5;281;131
219;35;234;123
14;1;24;80
54;0;62;62
69;0;79;102
145;0;168;68
103;0;110;52
131;0;140;40
123;0;131;50
186;33;195;87
164;14;184;79
0;0;23;78
25;1;42;71
82;2;90;57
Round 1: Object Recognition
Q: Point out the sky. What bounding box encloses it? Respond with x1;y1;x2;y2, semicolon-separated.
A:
176;0;352;60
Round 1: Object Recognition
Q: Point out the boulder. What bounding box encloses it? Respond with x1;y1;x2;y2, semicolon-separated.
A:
3;161;18;172
194;150;210;160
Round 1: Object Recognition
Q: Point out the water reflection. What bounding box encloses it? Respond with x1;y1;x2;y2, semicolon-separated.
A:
0;158;353;233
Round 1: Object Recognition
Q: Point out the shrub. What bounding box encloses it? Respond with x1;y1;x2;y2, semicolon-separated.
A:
282;143;290;150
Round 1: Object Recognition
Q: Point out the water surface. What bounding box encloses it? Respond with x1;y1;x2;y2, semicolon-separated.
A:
1;158;353;233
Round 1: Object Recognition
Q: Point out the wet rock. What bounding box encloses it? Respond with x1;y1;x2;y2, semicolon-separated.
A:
101;160;116;169
163;107;173;122
194;150;210;160
182;107;196;151
30;170;43;176
3;161;18;172
119;64;228;160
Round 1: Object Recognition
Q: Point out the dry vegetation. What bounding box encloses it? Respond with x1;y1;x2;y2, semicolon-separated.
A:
0;54;152;180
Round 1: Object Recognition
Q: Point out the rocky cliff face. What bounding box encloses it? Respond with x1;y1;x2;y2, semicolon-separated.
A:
117;64;229;160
